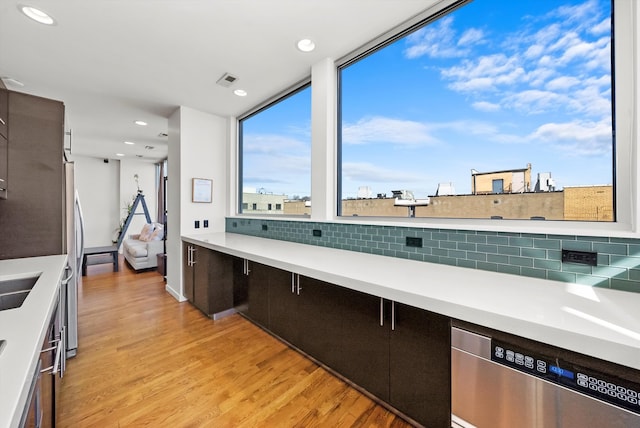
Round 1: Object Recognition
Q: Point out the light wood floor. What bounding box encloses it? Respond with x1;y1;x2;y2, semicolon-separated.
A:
57;257;414;427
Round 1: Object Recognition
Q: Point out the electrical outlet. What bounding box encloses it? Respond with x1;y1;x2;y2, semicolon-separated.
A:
313;229;322;237
406;236;423;248
562;249;597;266
203;220;209;228
195;220;200;229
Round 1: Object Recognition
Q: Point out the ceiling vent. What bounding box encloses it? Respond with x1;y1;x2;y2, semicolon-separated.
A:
216;73;238;88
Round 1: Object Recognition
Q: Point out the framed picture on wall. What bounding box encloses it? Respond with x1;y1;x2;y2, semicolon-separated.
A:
192;178;212;203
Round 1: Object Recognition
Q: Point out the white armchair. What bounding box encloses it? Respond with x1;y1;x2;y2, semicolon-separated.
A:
123;223;165;271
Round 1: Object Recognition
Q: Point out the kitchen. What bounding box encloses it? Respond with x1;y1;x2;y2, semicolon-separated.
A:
2;0;640;427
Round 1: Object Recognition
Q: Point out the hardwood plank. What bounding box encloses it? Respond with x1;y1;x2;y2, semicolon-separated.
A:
57;257;415;427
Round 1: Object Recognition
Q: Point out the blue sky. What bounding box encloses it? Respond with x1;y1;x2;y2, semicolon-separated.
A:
243;0;612;200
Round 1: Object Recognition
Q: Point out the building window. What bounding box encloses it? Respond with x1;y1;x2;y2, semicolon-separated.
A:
492;179;504;195
276;203;282;210
242;203;248;210
338;0;614;222
239;84;311;215
252;203;257;210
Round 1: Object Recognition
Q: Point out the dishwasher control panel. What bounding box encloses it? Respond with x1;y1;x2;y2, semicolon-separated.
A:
491;339;640;415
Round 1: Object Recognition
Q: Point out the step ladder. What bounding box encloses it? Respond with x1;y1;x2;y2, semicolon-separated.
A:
82;192;152;275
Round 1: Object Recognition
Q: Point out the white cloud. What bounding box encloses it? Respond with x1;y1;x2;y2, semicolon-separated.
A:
528;119;612;156
242;133;311;195
526;67;555;87
590;17;611;36
458;28;484;47
545;76;580;91
404;16;476;59
554;0;600;27
342;116;439;146
524;44;544;59
472;101;501;112
437;0;611;119
243;134;310;155
342;161;426;183
441;54;525;92
503;90;568;114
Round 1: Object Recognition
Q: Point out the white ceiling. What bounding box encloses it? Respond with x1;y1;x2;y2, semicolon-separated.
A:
0;0;437;163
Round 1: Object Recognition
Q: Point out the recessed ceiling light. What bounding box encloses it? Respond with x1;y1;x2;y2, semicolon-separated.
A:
234;89;247;97
296;38;316;52
124;141;135;145
134;120;147;126
19;5;56;25
116;153;125;157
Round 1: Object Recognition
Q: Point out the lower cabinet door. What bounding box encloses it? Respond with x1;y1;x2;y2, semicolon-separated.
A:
268;268;299;343
233;257;249;311
182;243;194;303
246;261;271;328
338;289;390;401
389;302;451;428
192;246;213;315
206;250;234;315
296;277;344;368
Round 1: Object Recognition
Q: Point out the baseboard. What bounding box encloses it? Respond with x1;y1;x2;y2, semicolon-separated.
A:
165;284;187;302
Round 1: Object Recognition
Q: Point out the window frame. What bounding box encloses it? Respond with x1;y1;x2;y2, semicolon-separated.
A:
333;0;638;237
237;79;312;217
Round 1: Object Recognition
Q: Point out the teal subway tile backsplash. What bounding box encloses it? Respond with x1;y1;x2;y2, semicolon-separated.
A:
594;242;628;255
225;218;640;294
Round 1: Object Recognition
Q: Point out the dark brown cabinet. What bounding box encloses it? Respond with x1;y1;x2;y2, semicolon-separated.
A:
232;257;248;311
269;273;344;366
213;249;451;427
389;302;450;428
337;289;391;400
183;243;195;303
0;90;65;258
0;89;7;200
183;242;234;317
295;276;344;368
267;268;300;343
243;261;272;328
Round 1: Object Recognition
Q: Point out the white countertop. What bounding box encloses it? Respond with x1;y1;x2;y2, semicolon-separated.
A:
0;255;68;428
183;232;640;371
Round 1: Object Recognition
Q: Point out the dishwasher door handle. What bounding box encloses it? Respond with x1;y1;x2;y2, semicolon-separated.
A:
451;326;492;360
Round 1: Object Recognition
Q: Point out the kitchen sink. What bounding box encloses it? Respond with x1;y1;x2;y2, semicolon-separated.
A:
0;275;40;311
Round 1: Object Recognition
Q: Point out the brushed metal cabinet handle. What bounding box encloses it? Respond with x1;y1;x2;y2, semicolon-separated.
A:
391;301;395;331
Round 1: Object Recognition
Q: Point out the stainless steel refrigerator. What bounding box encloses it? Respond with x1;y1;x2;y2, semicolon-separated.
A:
64;162;84;357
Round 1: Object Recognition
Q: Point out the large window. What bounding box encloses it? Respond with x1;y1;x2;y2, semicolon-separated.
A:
239;85;311;215
338;0;614;222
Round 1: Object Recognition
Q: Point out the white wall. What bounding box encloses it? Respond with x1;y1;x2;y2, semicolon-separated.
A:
166;108;181;300
165;106;228;301
179;107;228;234
69;154;159;249
71;155;119;247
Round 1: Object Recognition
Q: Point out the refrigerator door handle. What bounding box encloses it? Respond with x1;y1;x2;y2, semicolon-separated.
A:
61;265;74;284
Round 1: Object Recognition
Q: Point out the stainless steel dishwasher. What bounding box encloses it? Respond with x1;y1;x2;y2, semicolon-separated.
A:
451;327;640;428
